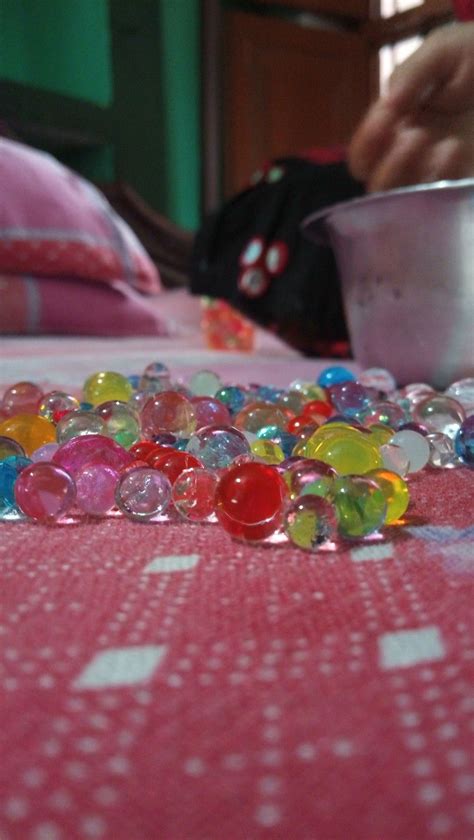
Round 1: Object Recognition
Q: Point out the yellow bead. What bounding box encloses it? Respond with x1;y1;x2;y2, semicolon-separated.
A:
366;468;410;523
310;433;382;475
83;371;133;406
251;439;285;464
0;414;56;456
368;424;394;447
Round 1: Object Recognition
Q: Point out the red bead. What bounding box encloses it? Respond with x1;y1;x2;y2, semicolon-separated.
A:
129;441;162;460
149;450;202;485
303;399;332;419
215;462;287;541
287;415;319;435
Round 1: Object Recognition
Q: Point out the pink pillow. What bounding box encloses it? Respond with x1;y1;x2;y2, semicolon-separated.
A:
0;138;161;294
0;274;171;337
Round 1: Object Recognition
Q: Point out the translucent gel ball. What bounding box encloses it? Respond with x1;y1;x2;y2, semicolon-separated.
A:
37;391;81;424
95;401;140;449
83;371;133;406
189;369;222;397
76;463;119;516
284;459;336;500
309;431;382;476
215;462;287;541
361;401;406;428
214;386;247;415
365;468;410;524
1;381;43;416
390;430;430;473
191;397;231;430
31;443;60;462
334;475;387;539
140;362;171;392
284;495;338;550
0;435;26;462
14;462;76;522
172;467;218;521
53;433;133;479
0;414;56;456
0;455;32;513
234;402;289;434
317;366;355;388
445;377;474;415
380;443;410;477
328;381;372;418
454;415;474;466
141;391;196;439
186;425;250;470
427;433;457;469
358;367;397;395
251;439;285;465
413;395;466;439
115;466;172;520
56;410;108;444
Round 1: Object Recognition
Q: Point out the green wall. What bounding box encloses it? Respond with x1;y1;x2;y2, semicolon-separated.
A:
0;0;112;106
0;0;201;228
159;1;201;229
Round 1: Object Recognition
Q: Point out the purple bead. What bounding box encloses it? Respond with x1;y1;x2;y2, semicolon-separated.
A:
76;463;119;516
115;467;172;520
31;442;60;462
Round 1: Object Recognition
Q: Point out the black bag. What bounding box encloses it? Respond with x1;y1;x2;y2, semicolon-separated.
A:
191;157;364;356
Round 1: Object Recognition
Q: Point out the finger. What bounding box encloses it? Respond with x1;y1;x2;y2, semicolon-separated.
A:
386;26;466;114
420;136;466;183
347;100;398;182
367;126;430;192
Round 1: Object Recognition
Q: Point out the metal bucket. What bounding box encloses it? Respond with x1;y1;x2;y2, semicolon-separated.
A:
303;179;474;388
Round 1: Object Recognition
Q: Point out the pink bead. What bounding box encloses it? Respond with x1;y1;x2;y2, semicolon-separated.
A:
1;381;43;416
140;391;196;439
172;467;218;521
14;462;76;522
53;433;132;478
76;463;119;516
191;397;231;430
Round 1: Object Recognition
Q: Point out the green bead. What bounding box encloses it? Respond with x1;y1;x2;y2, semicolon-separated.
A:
365;468;410;524
334;475;387;538
284;495;337;551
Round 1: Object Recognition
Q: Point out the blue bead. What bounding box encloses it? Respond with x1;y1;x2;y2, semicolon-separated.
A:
215;386;247;415
0;455;32;512
256;386;284;403
256;425;297;458
127;374;141;390
317;366;355;388
454;416;474;466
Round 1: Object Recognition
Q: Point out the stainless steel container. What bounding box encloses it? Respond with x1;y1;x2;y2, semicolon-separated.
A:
303;179;474;388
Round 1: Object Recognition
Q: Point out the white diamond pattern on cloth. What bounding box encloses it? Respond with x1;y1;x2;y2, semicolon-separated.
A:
73;645;167;689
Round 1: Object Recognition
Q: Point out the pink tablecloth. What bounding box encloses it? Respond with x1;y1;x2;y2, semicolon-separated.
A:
1;328;473;840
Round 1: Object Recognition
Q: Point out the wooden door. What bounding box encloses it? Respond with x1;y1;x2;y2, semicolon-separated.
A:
222;9;373;196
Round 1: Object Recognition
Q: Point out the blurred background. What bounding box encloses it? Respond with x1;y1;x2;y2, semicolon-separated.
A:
0;0;454;232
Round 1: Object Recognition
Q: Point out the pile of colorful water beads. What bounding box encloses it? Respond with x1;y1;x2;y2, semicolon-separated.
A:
0;364;472;550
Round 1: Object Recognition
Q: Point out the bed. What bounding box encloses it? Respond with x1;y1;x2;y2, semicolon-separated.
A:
1;306;473;840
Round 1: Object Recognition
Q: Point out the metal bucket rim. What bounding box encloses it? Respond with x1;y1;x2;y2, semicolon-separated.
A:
302;177;474;243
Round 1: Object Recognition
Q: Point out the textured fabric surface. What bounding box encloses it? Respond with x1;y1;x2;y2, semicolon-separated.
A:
1;337;473;840
0;138;160;294
0;276;172;337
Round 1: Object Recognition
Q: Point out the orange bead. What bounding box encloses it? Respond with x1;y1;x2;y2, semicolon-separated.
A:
0;414;56;456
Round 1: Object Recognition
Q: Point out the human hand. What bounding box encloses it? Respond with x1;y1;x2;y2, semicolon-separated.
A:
348;22;474;191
